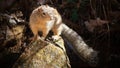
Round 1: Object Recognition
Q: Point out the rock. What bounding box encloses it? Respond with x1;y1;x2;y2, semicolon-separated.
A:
12;36;71;68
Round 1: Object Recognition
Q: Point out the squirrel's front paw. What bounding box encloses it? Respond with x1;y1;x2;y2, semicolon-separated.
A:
52;35;61;42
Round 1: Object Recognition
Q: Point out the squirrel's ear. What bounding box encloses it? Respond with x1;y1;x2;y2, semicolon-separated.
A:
45;4;48;7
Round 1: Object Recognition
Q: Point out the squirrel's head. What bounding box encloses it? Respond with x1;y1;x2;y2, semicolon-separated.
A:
37;7;51;21
30;5;56;24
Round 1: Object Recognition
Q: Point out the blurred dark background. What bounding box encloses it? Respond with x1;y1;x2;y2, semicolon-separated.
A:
0;0;120;68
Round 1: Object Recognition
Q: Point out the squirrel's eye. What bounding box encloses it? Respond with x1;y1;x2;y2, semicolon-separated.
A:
42;12;46;16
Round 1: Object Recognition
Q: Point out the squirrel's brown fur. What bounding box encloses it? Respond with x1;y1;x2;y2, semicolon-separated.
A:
29;5;62;40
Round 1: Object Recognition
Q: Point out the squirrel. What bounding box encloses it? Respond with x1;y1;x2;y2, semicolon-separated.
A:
29;5;62;40
29;5;98;65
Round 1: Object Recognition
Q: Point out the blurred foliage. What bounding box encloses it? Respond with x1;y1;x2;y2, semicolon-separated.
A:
70;8;79;22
